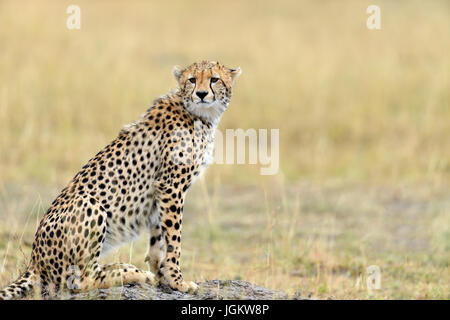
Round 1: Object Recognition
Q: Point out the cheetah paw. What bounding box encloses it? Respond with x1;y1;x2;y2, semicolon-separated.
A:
144;271;158;286
186;281;199;293
179;280;198;294
168;280;199;293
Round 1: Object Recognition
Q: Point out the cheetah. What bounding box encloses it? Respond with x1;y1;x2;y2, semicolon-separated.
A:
0;60;241;299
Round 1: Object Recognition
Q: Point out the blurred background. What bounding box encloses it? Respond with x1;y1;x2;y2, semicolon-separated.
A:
0;0;448;299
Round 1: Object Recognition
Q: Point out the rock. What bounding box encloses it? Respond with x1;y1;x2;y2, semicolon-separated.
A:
62;280;292;300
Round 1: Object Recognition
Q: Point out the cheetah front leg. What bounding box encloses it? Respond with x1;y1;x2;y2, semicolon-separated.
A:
145;221;166;284
152;189;198;293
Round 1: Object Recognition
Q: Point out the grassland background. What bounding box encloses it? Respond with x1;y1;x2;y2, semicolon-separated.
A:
0;0;448;299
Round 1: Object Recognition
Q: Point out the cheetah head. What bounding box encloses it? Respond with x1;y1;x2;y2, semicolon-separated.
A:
173;60;241;124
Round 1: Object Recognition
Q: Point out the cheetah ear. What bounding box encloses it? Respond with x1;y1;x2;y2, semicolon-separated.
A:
229;67;242;84
173;65;184;83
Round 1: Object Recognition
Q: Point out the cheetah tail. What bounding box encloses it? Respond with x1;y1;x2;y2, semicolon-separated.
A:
0;269;36;300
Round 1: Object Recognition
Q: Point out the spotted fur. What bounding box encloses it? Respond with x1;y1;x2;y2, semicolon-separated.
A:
0;60;241;299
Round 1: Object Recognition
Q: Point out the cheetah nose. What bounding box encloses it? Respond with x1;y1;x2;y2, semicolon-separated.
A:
196;91;208;100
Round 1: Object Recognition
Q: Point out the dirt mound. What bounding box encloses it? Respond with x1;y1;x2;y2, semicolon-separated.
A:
64;280;298;300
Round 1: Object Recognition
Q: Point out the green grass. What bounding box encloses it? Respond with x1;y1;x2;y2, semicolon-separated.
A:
0;0;449;299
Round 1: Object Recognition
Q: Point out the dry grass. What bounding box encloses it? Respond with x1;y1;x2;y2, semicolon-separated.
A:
1;181;448;299
0;0;449;299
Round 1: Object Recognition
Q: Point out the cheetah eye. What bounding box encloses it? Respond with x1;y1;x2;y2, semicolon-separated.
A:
188;78;196;84
211;77;219;83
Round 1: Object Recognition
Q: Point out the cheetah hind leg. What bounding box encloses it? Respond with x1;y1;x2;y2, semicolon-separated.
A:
75;263;157;293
